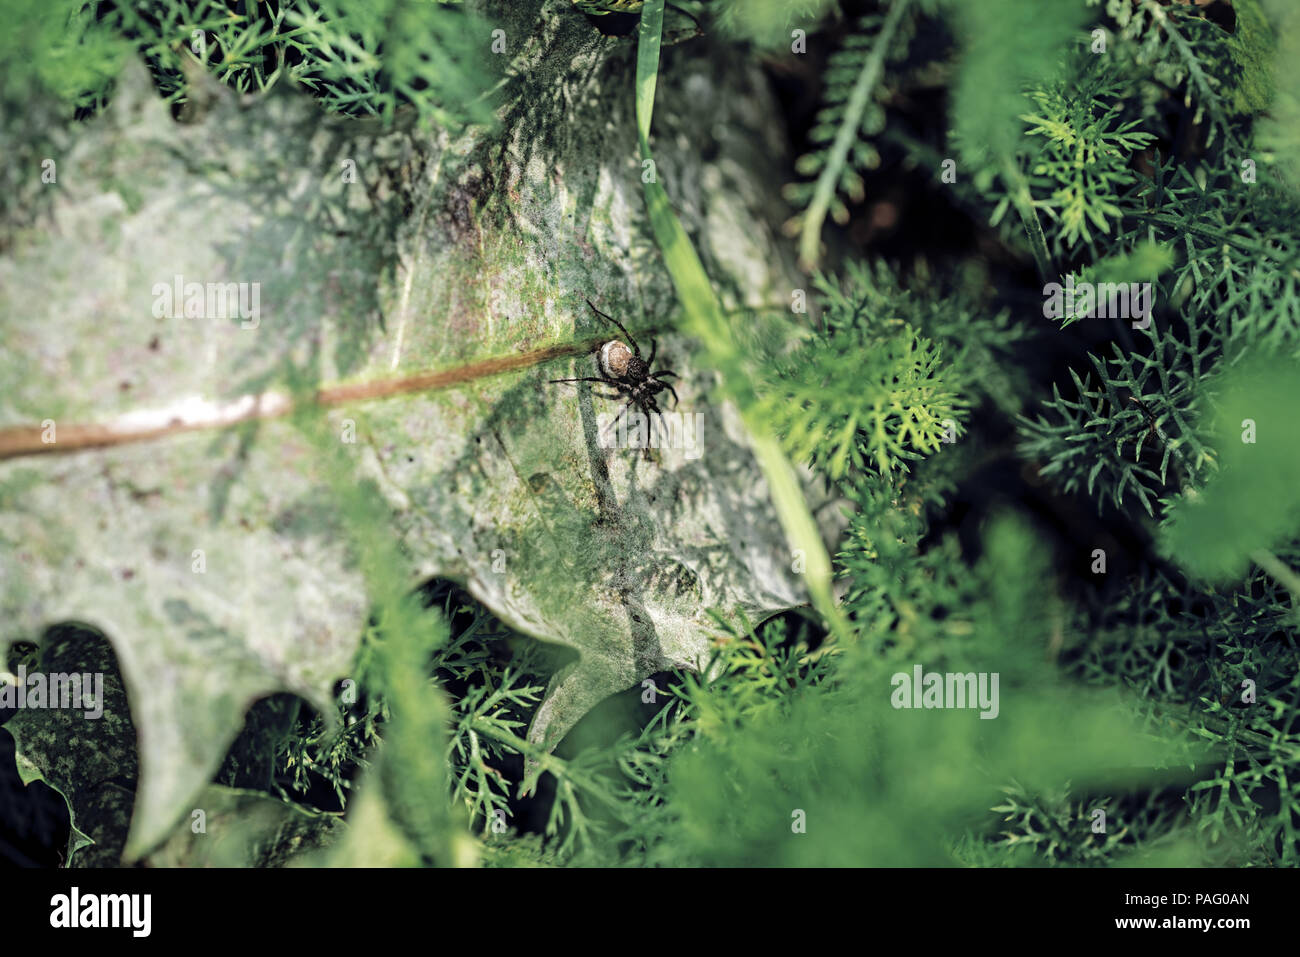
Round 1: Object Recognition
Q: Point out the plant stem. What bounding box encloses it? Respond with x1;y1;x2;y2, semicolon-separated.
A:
1252;549;1300;614
1002;154;1054;283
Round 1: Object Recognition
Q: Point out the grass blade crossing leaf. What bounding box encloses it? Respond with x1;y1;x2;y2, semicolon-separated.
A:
635;0;849;641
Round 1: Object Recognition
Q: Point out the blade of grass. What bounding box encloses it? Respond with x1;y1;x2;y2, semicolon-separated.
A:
635;0;850;642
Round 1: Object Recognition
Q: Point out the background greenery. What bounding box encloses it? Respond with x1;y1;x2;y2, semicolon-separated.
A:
3;0;1299;867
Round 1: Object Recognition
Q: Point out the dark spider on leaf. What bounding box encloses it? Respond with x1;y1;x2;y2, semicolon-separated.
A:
549;299;681;455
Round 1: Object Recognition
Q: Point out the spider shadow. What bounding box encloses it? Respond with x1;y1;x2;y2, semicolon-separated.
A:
529;355;669;682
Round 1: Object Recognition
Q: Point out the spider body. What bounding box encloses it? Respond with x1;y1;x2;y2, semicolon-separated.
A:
550;299;681;452
598;340;645;380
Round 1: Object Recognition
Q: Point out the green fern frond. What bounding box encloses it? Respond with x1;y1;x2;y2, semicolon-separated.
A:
788;0;913;268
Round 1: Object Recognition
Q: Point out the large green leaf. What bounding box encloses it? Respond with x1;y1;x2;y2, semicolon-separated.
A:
1162;354;1300;582
0;7;822;861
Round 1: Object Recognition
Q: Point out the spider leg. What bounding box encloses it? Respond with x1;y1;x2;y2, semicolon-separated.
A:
585;298;641;356
634;406;656;461
604;399;637;443
661;382;681;408
647;337;658;369
655;408;673;451
652;369;678;379
649;405;671;460
634;400;660;451
552;376;635;407
643;405;659;449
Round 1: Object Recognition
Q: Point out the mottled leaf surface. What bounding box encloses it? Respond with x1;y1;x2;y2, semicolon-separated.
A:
0;9;816;860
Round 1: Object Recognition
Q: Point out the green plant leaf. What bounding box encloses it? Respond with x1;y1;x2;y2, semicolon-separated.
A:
1162;354;1300;581
0;26;821;860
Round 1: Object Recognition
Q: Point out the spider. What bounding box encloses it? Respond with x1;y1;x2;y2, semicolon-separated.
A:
549;299;681;454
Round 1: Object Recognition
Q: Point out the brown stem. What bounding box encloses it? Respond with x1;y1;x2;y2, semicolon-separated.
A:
0;330;636;462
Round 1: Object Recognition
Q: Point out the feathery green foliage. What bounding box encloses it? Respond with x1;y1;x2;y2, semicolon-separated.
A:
1021;61;1155;253
11;0;1300;871
948;0;1089;166
790;0;911;267
713;0;835;47
759;267;963;479
0;0;495;124
287;0;1300;868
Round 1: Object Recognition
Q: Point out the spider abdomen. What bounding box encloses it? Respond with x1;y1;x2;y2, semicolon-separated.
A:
599;340;635;379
